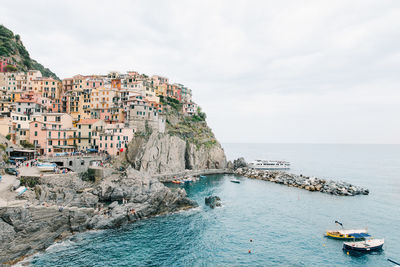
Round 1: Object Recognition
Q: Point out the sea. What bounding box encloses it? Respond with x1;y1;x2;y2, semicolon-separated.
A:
29;144;400;266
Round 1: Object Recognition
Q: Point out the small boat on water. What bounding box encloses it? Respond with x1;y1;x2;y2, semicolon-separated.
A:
37;163;57;172
199;175;206;178
326;229;369;240
343;238;384;252
325;220;369;240
171;180;183;184
231;179;240;184
248;160;290;170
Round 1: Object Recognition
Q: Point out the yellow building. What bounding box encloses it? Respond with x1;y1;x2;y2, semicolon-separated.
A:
65;89;91;122
75;119;105;150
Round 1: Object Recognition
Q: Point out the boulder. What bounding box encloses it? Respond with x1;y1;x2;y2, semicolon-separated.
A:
0;219;15;243
205;195;221;209
108;201;119;209
233;157;247;170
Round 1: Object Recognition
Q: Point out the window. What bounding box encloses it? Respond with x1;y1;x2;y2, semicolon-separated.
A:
34;131;37;136
69;161;73;166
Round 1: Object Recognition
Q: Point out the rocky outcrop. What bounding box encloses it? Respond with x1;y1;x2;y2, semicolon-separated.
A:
205;196;221;209
236;168;369;196
0;168;197;264
126;132;226;174
233;157;247;170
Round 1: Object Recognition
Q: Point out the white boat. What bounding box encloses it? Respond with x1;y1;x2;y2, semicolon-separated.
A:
37;163;57;172
15;186;27;196
249;160;290;170
343;238;384;252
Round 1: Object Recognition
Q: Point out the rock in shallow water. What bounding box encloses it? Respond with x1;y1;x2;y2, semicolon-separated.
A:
205;196;222;208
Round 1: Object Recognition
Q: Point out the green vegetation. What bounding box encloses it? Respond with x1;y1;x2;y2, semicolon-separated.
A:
80;169;96;182
160;96;182;112
161;95;217;149
0;25;59;79
5;134;11;140
20;176;40;187
5;65;17;72
0;144;5;151
21;141;35;149
167;109;217;149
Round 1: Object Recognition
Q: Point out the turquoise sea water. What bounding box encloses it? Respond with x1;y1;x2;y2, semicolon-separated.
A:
31;144;400;266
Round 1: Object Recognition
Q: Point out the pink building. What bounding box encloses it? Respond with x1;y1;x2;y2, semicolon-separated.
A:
29;113;76;155
0;57;16;72
94;123;134;155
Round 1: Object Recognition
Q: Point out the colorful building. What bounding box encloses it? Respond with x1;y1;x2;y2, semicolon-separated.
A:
94;123;134;155
29;113;76;155
75;119;105;151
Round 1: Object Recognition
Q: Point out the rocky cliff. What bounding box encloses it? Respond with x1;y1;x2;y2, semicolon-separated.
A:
125;97;227;174
0;168;196;264
0;25;58;79
126;132;226;174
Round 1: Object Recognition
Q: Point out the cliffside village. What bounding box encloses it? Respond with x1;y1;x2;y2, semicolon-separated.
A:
0;63;199;157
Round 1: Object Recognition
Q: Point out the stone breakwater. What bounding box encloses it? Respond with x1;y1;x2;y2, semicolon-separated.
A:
235;168;369;196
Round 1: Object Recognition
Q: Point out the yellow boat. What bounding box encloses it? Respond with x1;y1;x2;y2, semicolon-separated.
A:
325;229;368;240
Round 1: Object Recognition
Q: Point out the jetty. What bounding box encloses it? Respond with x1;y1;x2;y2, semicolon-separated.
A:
235;168;369;196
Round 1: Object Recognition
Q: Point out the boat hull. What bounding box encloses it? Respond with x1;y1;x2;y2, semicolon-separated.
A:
326;233;365;241
343;243;383;252
37;167;56;172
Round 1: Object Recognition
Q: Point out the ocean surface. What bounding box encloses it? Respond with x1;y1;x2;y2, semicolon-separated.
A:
30;144;400;266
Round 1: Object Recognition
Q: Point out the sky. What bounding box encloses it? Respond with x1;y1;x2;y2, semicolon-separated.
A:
2;0;400;144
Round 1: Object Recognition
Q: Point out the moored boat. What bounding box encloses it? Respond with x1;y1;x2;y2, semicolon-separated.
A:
326;229;369;240
37;163;57;172
230;179;240;184
343;238;384;252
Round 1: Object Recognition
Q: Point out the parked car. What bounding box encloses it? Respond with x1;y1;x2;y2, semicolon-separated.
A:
5;168;18;176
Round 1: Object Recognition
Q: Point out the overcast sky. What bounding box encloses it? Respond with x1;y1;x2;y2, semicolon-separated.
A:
3;0;400;144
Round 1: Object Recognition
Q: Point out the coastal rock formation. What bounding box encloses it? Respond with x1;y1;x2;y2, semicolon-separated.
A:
235;168;369;196
0;168;197;264
205;195;221;209
125;98;227;175
126;132;226;174
233;157;247;170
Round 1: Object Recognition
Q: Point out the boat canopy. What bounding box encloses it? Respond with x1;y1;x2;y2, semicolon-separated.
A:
349;233;370;238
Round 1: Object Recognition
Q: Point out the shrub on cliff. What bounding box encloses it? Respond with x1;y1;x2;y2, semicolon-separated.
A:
0;25;59;79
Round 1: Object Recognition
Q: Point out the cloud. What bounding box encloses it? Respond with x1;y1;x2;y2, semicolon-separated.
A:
2;0;400;143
